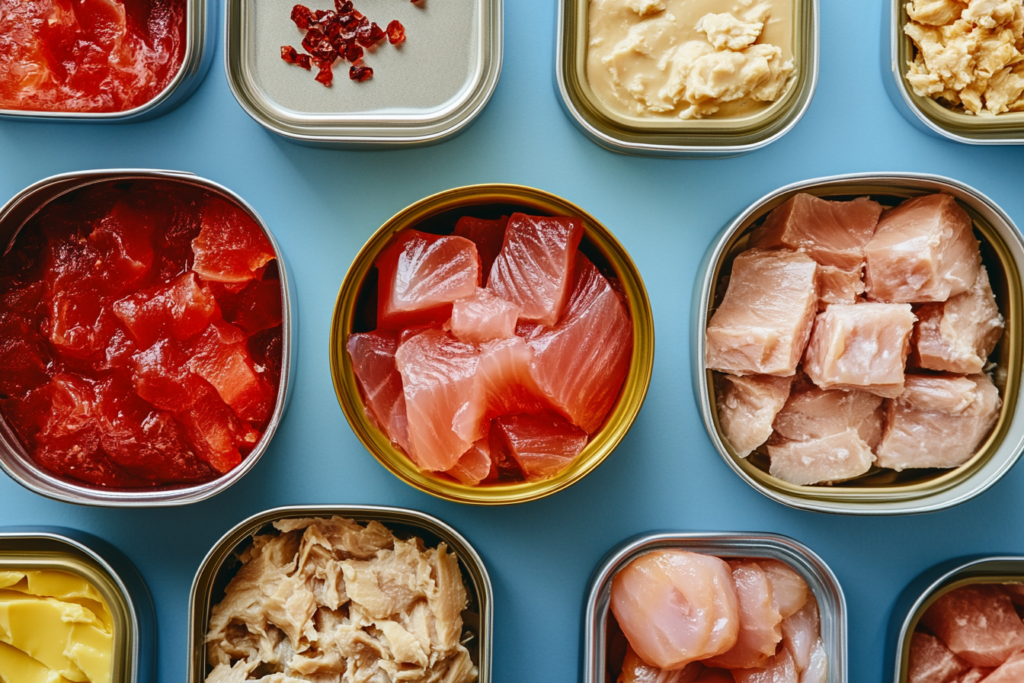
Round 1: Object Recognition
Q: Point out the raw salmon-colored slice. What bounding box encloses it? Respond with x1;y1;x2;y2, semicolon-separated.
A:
445;439;491;485
346;330;411;454
487;213;584;326
768;428;876;485
704;561;781;669
619;645;704;683
772;382;884;450
528;254;632;434
749;194;883;270
716;374;793;458
920;585;1024;667
959;668;994;683
731;647;799;683
864;194;982;303
489;412;588;481
610;550;739;670
801;640;828;683
908;632;970;683
913;265;1004;374
875;373;1001;471
817;265;864;309
447;287;520;343
706;249;818;377
761;559;810;619
453;216;507;282
375;230;481;330
782;596;820;673
803;303;916;398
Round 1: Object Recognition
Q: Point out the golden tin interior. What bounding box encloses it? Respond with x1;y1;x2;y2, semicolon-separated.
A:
705;183;1022;505
329;184;654;505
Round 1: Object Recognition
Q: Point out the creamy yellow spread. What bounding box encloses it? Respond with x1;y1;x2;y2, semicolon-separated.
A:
904;0;1024;115
587;0;795;119
0;570;113;683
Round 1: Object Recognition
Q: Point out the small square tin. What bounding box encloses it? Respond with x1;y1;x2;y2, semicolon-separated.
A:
225;0;502;147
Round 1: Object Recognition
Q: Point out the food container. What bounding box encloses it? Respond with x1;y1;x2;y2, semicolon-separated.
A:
888;556;1024;683
582;531;847;683
0;169;295;507
883;0;1024;145
224;0;501;147
188;504;493;682
555;0;819;158
0;0;214;123
329;183;654;505
692;172;1024;515
0;527;155;683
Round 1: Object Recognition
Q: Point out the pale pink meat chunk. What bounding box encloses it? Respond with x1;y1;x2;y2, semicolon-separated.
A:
611;550;740;670
619;645;704;683
800;640;828;683
802;303;916;398
346;330;411;453
772;382;885;450
447;287;520;344
716;374;793;457
445;439;491;485
908;632;970;683
920;585;1024;667
958;668;994;683
760;560;810;619
864;194;982;303
704;561;782;669
706;249;818;377
817;265;865;309
487;213;584;326
768;428;876;485
489;412;588;481
694;669;733;682
731;647;799;683
875;373;1001;471
782;596;820;673
913;265;1004;374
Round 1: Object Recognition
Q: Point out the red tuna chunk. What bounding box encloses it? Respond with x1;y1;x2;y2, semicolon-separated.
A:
192;197;276;284
188;321;275;424
346;330;410;454
447;287;519;343
131;338;204;412
487;213;584;326
716;374;793;457
87;200;155;294
453;215;507;281
984;650;1024;683
909;632;970;683
375;230;481;330
489;412;588;481
0;283;51;397
445;439;491;486
213;278;283;335
921;585;1024;667
113;272;219;347
177;383;259;474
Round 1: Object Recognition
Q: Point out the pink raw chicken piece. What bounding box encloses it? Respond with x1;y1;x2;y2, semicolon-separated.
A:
782;596;820;673
802;303;916;398
716;374;793;457
875;373;1001;471
768;428;876;486
487;212;584;326
610;550;740;670
920;585;1024;668
761;559;810;619
619;645;704;683
731;647;799;683
801;641;829;683
772;380;885;450
817;265;864;309
489;412;588;481
445;439;491;485
346;330;411;454
192;197;275;284
865;194;981;303
704;561;782;669
528;254;633;434
908;632;970;683
447;287;520;343
705;249;818;377
978;654;1022;683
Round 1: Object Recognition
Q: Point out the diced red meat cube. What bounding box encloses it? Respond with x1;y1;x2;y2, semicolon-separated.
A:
189;321;274;423
112;272;219;347
131;339;203;412
347;330;410;453
909;632;970;683
445;439;491;486
87;200;155;294
489;412;588;481
212;278;283;335
453;216;507;281
177;383;259;474
192;197;276;285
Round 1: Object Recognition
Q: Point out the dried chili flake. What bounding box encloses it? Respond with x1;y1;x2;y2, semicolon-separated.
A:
303;30;337;61
291;4;314;29
315;59;335;86
355;22;385;47
281;45;299;63
345;43;363;63
386;20;405;45
334;0;353;12
349;65;372;82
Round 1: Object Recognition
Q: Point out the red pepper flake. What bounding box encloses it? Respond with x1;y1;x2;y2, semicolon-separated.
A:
349;65;373;82
295;53;312;69
355;22;385;47
345;42;363;63
334;0;353;12
314;58;334;86
281;45;299;63
386;20;405;45
291;4;314;29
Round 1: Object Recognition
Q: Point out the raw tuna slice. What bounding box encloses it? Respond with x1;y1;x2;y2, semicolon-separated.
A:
705;249;818;377
920;585;1024;667
445;439;491;485
188;321;275;424
177;382;259;475
487;213;584;326
447;287;520;343
817;265;864;309
704;561;782;669
395;330;481;471
716;374;793;457
87;200;155;294
913;265;1004;374
376;230;481;330
113;272;219;347
864;194;981;303
772;382;885;450
908;632;970;683
131;338;204;412
802;303;916;398
959;668;994;683
528;254;632;433
761;559;810;619
731;648;799;683
213;278;283;336
748;194;883;270
875;373;1001;471
768;428;876;485
346;330;410;453
489;412;588;481
192;197;276;285
801;640;828;683
453;216;508;281
0;283;51;397
619;645;704;683
782;596;820;673
611;550;740;670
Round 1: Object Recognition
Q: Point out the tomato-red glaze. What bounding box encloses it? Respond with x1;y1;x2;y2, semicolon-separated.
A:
0;0;188;113
0;181;283;489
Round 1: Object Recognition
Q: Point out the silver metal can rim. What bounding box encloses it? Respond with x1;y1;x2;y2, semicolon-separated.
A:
0;169;294;507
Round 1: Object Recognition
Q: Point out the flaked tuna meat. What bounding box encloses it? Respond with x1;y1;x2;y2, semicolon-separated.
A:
909;632;970;683
447;287;520;343
346;330;410;453
920;585;1024;668
445;439;491;486
704;561;782;669
716;374;793;458
913;265;1004;374
772;381;884;450
760;559;810;619
802;303;916;398
619;645;704;682
706;249;818;377
817;265;865;309
875;373;1001;471
453;215;507;282
865;194;982;303
782;596;820;673
731;647;799;683
487;213;584;326
768;428;876;485
489;412;588;481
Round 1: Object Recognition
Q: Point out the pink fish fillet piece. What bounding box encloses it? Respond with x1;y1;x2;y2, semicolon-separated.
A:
716;374;793;458
447;287;520;343
772;381;885;450
920;585;1024;668
619;645;704;683
908;632;970;683
346;330;411;453
979;652;1024;683
731;647;799;683
760;559;810;619
959;667;995;683
817;265;865;309
489;412;588;481
452;215;507;282
781;596;820;673
705;249;818;377
704;561;782;669
445;438;491;485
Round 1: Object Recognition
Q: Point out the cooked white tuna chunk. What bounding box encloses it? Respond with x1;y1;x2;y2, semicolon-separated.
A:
768;428;876;485
773;382;885;450
717;374;794;457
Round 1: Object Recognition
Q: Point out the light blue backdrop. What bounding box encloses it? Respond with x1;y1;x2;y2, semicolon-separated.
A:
1;1;1023;681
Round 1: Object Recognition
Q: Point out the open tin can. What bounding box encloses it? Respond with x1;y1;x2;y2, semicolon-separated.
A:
555;0;819;157
224;0;501;147
0;169;295;507
187;504;493;682
582;531;847;682
329;184;654;505
0;527;155;683
692;172;1024;514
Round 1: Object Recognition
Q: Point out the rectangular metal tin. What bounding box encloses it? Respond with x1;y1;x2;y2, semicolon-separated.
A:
582;531;847;682
556;0;819;157
188;505;493;682
691;172;1024;515
0;169;295;507
225;0;502;147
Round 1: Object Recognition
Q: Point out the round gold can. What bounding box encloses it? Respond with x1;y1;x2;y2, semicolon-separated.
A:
330;184;654;505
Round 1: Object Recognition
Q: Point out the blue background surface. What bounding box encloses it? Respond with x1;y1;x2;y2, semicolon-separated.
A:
1;1;1024;681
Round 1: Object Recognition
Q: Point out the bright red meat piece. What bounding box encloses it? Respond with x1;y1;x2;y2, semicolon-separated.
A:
112;272;219;347
177;383;259;474
453;216;507;282
189;321;275;424
192;197;276;285
347;330;411;453
88;200;156;294
249;326;284;388
0;283;51;397
446;439;491;486
131;339;203;412
908;632;969;683
212;278;283;335
489;412;588;481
